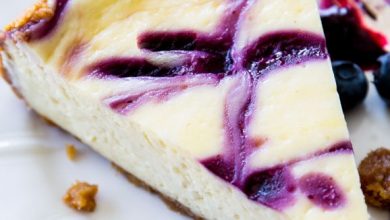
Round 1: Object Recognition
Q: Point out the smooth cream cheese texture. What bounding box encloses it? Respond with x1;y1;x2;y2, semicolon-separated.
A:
249;61;349;168
129;80;232;158
16;0;369;218
235;0;324;50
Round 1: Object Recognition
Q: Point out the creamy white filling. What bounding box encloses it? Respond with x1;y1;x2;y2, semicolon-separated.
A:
249;61;349;168
235;0;324;50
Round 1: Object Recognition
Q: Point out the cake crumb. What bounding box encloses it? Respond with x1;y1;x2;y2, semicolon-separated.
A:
63;181;98;212
66;144;77;161
358;147;390;209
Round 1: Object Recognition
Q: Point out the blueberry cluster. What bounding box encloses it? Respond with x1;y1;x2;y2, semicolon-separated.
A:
319;0;389;111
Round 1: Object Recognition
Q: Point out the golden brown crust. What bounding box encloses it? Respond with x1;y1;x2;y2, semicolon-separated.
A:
4;0;53;32
112;164;205;220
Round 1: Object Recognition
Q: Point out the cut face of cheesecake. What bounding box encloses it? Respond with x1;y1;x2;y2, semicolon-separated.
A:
1;0;369;219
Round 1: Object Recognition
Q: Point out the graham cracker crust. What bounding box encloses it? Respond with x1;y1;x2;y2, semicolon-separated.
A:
4;0;53;32
112;163;204;220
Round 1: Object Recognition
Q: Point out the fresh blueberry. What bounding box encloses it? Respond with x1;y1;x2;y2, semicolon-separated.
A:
374;53;390;104
332;61;368;111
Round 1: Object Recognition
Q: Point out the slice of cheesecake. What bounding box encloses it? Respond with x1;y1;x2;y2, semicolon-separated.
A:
0;0;369;219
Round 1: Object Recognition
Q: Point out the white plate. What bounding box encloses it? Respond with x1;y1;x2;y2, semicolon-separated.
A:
0;1;388;219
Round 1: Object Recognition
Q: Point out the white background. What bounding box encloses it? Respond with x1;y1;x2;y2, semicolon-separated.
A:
0;1;388;219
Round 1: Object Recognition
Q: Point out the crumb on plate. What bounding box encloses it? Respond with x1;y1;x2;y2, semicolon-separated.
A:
358;147;390;209
63;181;98;212
66;144;77;161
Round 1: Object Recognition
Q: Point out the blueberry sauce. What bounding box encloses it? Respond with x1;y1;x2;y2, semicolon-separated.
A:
93;30;327;80
138;32;198;52
202;155;235;182
320;0;387;69
317;140;353;155
105;74;220;114
107;86;186;114
202;140;351;210
137;31;231;73
298;173;345;209
89;54;229;79
242;31;327;76
90;58;180;78
138;31;232;54
25;0;69;40
243;167;296;210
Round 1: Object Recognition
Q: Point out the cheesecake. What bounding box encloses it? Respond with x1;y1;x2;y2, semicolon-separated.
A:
0;0;369;219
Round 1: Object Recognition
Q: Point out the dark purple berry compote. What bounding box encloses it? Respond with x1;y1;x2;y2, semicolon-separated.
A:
23;0;353;211
243;167;297;210
299;173;345;210
319;0;388;69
